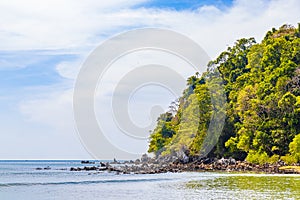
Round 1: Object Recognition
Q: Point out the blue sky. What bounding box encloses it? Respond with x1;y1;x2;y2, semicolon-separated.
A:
0;51;68;87
135;0;233;10
0;0;299;159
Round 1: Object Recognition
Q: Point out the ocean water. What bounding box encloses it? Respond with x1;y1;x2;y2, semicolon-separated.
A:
0;160;299;200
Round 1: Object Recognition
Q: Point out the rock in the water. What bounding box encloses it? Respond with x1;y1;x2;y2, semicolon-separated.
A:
81;160;95;164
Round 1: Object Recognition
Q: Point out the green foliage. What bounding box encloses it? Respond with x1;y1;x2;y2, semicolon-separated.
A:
281;154;297;165
148;23;300;164
246;150;269;165
288;134;300;163
148;112;176;155
225;24;300;162
268;154;280;164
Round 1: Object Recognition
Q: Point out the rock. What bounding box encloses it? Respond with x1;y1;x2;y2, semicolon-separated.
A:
111;158;117;164
229;157;236;165
141;154;150;163
181;155;189;164
141;163;148;168
202;158;212;164
67;155;296;175
148;158;158;164
81;161;95;164
111;158;120;164
70;167;81;171
98;166;108;171
176;147;190;163
83;166;97;171
216;157;237;166
277;159;286;166
134;159;140;164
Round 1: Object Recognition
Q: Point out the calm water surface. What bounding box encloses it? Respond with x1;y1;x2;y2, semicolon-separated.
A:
0;160;299;200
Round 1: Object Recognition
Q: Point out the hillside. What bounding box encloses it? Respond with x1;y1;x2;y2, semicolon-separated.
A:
148;24;300;165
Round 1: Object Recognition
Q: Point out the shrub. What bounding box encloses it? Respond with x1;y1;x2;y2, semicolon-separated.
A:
281;155;297;165
246;150;269;164
289;134;300;163
268;154;280;164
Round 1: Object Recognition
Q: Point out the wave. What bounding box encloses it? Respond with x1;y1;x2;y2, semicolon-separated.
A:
0;178;170;188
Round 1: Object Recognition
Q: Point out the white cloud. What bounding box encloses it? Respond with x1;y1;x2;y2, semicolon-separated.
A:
56;59;83;79
20;88;74;132
2;0;300;159
0;0;148;51
1;0;299;57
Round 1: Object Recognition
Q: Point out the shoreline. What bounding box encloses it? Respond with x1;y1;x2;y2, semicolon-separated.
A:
68;158;300;175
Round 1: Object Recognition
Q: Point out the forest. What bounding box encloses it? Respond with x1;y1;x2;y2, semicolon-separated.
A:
148;24;300;165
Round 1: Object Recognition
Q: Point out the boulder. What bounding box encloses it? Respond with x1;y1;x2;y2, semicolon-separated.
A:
141;154;150;163
134;159;140;164
100;162;106;167
81;161;95;164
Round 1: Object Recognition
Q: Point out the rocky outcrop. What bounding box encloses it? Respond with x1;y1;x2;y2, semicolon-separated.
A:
67;156;299;174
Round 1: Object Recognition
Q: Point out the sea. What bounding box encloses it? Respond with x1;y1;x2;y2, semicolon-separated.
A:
0;160;299;200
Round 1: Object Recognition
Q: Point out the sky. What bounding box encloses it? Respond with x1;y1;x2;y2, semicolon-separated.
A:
0;0;299;160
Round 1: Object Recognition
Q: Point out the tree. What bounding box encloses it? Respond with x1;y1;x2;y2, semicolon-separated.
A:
289;134;300;163
148;23;300;164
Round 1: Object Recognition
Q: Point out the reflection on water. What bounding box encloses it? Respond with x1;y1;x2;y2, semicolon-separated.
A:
186;174;300;199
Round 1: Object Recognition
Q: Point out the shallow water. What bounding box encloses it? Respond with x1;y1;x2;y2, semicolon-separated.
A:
0;160;299;200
